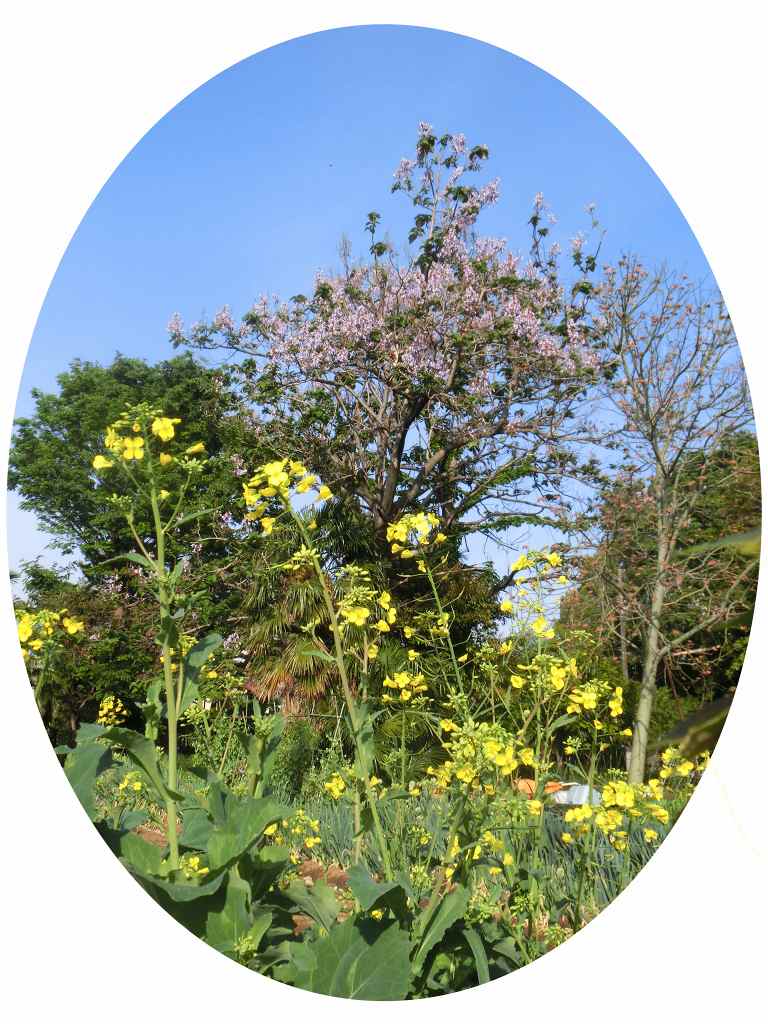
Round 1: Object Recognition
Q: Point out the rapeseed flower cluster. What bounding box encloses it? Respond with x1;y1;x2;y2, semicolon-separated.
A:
242;458;332;531
324;772;346;800
659;745;698;780
386;512;446;560
562;776;673;850
91;407;206;474
179;853;210;880
265;808;322;863
338;582;397;634
117;770;144;796
16;607;85;658
382;670;428;704
97;694;128;726
430;719;538;793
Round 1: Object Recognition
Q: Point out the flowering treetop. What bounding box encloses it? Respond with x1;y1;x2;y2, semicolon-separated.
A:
171;124;602;562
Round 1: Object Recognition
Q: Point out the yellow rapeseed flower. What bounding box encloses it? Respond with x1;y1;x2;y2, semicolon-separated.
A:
151;417;181;442
324;773;346;800
295;475;317;494
531;616;554;639
342;606;371;627
122;436;144;461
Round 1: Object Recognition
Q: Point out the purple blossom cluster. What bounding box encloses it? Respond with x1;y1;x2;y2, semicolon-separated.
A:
170;124;598;408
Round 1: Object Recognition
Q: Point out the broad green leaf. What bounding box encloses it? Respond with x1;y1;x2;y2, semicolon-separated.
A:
116;830;166;875
412;885;470;975
132;867;225;904
346;864;411;919
101;726;182;804
492;936;521;967
176;678;200;721
241;845;290;901
206;796;287;873
178;801;213;851
236;716;286;796
184;633;223;676
178;633;223;717
292;918;411;1000
260;715;286;794
285;878;339;932
546;713;576;737
63;740;113;820
118;809;148;831
75;722;107;743
245;910;273;954
205;869;251;953
142;676;164;741
205;777;228;827
353;703;376;776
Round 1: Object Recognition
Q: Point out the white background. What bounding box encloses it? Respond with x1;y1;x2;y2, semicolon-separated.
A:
1;3;766;1020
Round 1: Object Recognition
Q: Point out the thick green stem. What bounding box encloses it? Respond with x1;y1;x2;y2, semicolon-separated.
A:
573;738;598;930
288;504;393;879
400;709;407;788
353;792;362;865
149;483;180;869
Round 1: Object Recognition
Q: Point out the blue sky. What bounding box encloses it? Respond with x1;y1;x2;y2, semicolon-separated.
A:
8;24;715;574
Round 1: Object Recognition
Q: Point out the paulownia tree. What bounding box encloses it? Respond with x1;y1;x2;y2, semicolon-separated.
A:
172;124;602;587
597;257;756;782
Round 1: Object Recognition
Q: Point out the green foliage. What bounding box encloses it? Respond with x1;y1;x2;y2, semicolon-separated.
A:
9;353;246;566
268;719;320;800
281;917;412;1000
14;563;158;744
22;228;733;997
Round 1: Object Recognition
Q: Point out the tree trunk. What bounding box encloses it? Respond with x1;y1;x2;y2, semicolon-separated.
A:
628;575;666;783
617;563;630;687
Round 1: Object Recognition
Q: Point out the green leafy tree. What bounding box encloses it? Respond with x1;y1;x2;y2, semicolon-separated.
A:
13;561;158;743
9;352;247;568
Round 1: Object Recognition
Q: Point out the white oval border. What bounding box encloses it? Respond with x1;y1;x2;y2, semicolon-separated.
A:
1;5;765;1022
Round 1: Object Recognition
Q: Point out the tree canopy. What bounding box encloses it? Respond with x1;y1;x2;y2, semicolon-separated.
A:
172;125;603;576
9;353;246;567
